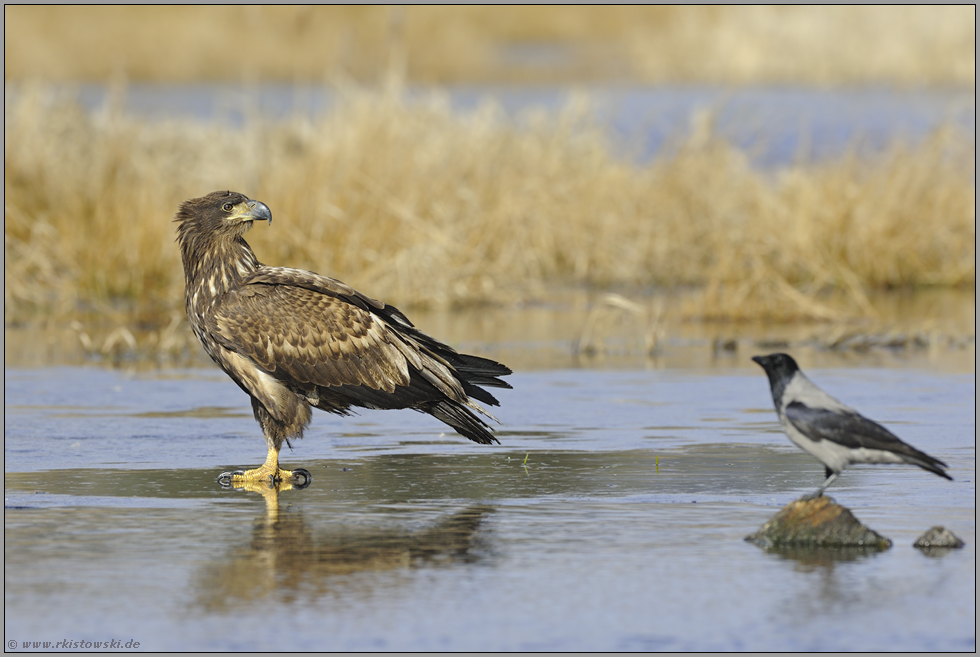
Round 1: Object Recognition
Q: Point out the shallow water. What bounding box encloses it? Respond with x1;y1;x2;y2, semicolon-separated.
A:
4;366;975;650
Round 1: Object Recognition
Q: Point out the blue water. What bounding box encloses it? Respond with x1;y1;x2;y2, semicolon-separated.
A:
4;365;975;651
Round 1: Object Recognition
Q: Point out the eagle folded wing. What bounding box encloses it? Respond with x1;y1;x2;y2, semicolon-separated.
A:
209;267;485;410
211;280;415;394
243;267;509;396
244;267;417;329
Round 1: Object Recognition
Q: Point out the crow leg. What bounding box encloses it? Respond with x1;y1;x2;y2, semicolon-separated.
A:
815;469;839;496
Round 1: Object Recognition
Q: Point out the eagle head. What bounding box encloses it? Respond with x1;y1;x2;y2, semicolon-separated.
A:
174;190;272;243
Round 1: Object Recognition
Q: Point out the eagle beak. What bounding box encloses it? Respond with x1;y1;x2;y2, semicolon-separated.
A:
228;199;273;226
245;200;273;226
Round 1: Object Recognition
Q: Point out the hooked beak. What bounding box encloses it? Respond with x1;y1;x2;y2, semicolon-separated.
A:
230;199;272;226
243;199;272;226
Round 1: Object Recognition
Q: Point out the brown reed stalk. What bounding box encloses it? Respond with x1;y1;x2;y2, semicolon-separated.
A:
4;85;975;330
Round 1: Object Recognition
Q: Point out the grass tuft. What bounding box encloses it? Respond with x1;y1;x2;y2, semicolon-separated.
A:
4;84;975;335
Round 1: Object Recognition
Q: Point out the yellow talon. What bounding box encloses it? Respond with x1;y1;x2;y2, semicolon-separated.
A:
218;447;312;490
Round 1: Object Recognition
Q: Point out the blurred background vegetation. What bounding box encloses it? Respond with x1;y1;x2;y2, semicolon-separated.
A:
4;6;975;366
5;6;976;86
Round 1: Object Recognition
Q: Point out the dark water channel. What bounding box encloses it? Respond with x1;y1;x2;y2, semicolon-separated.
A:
4;365;975;650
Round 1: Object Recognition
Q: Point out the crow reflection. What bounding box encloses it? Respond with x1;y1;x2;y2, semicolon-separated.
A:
195;485;494;610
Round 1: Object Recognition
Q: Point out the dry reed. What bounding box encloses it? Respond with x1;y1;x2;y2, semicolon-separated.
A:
4;6;975;87
4;84;976;339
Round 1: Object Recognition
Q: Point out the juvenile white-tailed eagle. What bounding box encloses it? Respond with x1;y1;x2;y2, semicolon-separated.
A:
175;191;512;488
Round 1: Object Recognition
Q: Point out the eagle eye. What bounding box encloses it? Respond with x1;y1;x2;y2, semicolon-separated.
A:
222;203;234;212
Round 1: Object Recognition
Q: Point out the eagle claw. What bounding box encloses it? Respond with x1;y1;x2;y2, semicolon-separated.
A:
290;468;313;489
216;466;310;490
217;470;247;488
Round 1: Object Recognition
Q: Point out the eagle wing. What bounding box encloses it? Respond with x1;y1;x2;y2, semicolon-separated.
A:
208;267;471;404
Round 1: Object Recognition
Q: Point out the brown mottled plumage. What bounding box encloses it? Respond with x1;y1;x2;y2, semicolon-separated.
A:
175;191;511;487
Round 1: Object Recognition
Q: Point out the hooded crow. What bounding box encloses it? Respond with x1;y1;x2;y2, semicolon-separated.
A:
752;353;952;495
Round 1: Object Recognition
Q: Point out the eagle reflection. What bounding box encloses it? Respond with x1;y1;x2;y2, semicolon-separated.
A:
195;484;494;610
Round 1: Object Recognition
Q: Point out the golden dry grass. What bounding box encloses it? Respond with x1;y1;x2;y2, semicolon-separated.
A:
4;84;975;344
4;6;975;87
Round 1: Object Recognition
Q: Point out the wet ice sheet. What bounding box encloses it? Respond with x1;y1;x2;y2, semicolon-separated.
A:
5;367;973;470
4;367;976;651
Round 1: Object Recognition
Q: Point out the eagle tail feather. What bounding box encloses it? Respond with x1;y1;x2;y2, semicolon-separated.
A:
461;382;502;407
424;400;500;445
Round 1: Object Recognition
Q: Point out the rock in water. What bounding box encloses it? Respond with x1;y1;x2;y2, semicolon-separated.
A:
746;495;892;550
913;526;965;552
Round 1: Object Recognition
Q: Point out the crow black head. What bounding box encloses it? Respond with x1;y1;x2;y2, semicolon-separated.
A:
752;353;800;378
752;353;801;404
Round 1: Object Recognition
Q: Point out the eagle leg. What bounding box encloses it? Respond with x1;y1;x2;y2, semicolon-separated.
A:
217;447;312;490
